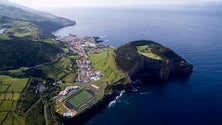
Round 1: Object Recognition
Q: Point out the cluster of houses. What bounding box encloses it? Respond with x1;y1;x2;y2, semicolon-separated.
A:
35;81;46;93
56;35;105;54
58;86;80;96
52;80;64;86
57;35;104;83
55;35;105;117
76;59;103;83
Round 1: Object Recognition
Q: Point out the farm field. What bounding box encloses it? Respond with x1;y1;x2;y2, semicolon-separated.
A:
63;72;76;83
0;93;20;100
0;75;29;125
0;112;25;125
45;56;73;80
0;75;29;92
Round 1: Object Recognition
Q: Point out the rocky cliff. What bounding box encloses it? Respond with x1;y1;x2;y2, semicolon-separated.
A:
115;40;193;83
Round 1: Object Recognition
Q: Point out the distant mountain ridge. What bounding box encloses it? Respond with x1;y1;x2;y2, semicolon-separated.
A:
0;1;75;36
0;1;75;70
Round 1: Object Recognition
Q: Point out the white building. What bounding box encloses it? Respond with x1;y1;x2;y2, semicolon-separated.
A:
63;111;76;117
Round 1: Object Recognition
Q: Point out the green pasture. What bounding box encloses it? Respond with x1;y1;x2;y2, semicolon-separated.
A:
0;75;28;124
45;56;73;79
63;72;76;83
137;45;162;60
89;48;124;84
0;93;20;100
0;75;29;93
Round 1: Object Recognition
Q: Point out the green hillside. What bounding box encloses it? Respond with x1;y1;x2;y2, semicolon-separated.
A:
0;4;76;70
115;40;169;72
90;48;125;84
0;37;63;70
0;4;75;39
0;4;75;32
0;2;78;125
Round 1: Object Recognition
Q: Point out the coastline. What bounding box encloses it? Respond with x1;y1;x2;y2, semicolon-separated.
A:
62;80;133;125
52;20;192;125
51;24;131;124
2;6;221;125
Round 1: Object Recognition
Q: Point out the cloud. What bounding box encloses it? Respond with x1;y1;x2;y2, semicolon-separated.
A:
8;0;222;9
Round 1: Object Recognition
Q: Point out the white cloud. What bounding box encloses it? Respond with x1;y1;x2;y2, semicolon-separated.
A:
8;0;222;9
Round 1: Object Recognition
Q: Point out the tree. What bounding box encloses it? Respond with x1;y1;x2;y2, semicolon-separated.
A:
11;90;14;99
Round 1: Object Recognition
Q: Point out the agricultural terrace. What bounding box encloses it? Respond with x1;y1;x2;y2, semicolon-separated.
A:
0;75;28;94
137;45;162;60
0;20;45;40
5;25;39;38
89;48;124;85
63;72;76;83
66;91;94;109
0;75;29;125
45;56;75;80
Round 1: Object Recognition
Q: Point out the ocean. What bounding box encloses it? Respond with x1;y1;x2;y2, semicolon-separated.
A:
50;6;222;125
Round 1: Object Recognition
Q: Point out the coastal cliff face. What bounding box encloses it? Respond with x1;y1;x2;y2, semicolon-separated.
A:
115;40;193;83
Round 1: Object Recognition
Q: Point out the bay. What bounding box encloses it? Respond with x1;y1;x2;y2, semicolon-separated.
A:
50;7;222;125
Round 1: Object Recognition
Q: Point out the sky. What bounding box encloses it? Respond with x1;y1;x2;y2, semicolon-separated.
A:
8;0;222;9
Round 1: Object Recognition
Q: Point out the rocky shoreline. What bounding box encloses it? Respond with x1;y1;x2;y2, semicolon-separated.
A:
54;40;193;125
115;40;193;83
62;80;133;125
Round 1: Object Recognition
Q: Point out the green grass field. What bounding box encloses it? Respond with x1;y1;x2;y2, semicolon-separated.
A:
1;20;45;39
1;113;13;125
0;75;29;124
89;48;125;84
45;56;73;79
0;75;29;93
137;45;162;60
68;91;93;108
0;84;9;92
63;72;76;83
10;112;25;125
0;100;17;111
0;112;8;122
24;100;45;125
0;112;25;125
0;93;20;100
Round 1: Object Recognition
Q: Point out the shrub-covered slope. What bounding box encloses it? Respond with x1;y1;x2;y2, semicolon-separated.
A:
0;37;63;70
115;40;193;82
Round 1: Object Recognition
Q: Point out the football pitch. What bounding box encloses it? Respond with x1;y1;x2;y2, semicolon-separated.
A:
68;91;93;108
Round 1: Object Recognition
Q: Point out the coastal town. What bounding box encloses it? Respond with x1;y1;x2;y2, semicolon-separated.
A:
57;35;105;83
54;35;106;117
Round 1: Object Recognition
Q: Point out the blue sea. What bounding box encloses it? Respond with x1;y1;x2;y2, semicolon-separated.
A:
50;6;222;125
